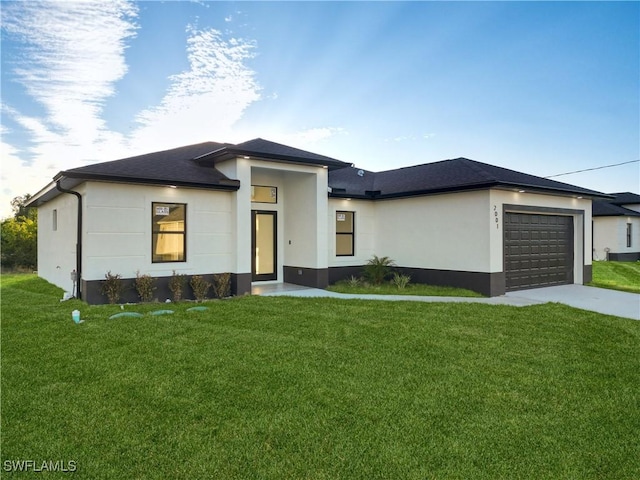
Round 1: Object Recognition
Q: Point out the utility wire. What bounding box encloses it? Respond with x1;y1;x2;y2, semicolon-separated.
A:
545;159;639;178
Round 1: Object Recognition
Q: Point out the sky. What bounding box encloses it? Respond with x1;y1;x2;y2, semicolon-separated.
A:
1;0;638;219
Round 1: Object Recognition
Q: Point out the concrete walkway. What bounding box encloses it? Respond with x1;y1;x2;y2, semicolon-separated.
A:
254;283;640;320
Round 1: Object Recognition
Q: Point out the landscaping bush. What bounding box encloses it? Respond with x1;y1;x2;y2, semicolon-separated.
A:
134;271;156;302
363;255;396;285
101;271;124;304
391;272;411;290
190;275;211;302
168;270;187;302
213;272;231;299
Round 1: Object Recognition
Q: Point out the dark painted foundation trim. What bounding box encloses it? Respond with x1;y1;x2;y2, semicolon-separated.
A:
328;266;506;297
82;272;252;305
583;264;592;284
283;266;329;289
607;252;640;262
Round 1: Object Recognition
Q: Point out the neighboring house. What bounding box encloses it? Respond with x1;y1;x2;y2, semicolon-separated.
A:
26;138;607;304
592;192;640;261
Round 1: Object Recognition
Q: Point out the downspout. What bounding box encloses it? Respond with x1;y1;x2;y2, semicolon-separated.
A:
56;180;82;300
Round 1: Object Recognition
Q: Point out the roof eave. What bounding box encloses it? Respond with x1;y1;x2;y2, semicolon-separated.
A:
59;171;240;190
195;147;350;170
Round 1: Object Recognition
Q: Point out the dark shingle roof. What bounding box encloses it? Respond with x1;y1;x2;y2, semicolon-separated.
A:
58;141;239;189
328;157;607;199
194;138;350;170
592;202;640;217
606;192;640;206
592;192;640;217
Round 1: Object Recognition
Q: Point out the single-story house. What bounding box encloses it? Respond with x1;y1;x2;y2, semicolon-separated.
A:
26;138;607;303
592;192;640;261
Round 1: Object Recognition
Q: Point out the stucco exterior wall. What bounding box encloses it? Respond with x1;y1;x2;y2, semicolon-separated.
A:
593;216;640;259
37;186;84;293
82;182;234;281
373;190;491;272
327;198;376;268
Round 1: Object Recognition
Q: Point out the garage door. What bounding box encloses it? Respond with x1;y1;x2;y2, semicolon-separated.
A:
504;212;574;291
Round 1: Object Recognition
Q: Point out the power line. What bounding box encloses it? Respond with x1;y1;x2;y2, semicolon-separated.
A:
545;159;639;178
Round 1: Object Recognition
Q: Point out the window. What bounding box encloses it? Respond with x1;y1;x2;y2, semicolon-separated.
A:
152;203;186;262
336;211;355;256
251;185;277;203
627;223;632;248
52;209;57;231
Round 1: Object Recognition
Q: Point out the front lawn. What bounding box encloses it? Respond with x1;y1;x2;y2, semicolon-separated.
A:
2;274;639;479
328;280;483;297
590;260;640;294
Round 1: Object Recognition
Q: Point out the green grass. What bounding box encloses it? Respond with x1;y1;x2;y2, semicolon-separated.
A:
589;260;640;294
328;280;483;297
2;274;639;479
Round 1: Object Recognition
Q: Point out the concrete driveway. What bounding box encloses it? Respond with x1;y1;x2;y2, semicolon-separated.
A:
256;283;640;320
505;284;640;320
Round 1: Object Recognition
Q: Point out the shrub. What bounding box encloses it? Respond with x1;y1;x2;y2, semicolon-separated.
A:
391;272;411;290
134;271;156;302
213;273;231;299
168;270;187;302
363;255;396;285
346;275;362;287
101;271;124;304
190;275;211;302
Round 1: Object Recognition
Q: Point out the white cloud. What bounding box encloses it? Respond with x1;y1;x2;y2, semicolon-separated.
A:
1;0;138;160
130;26;261;151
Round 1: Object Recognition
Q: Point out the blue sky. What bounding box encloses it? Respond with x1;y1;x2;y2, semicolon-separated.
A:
1;1;638;219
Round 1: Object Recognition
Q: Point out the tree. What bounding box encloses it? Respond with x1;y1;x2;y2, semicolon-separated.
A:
1;194;38;270
10;193;37;221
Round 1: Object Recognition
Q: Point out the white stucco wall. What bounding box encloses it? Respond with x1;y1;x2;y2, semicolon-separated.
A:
82;182;234;281
221;159;330;282
328;189;592;282
593;216;640;259
374;190;491;272
37;186;84;293
328;199;376;268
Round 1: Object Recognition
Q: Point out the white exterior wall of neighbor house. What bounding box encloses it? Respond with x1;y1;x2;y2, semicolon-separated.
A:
489;190;591;283
373;190;491;272
328;198;376;267
593;216;640;259
36;185;85;293
81;182;234;281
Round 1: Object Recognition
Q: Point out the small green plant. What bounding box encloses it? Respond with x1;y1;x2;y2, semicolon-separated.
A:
346;275;362;287
101;271;124;304
391;272;411;290
134;271;156;302
363;255;396;285
190;275;211;302
168;270;187;302
213;272;231;299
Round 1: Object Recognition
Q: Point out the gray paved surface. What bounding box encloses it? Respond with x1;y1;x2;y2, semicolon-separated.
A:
254;283;640;320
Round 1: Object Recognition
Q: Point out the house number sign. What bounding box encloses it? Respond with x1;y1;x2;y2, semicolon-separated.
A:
493;205;499;229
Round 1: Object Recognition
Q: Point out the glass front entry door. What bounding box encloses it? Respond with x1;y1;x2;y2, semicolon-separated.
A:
251;211;277;281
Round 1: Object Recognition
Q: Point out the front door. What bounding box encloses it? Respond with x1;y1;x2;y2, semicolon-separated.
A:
251;210;277;281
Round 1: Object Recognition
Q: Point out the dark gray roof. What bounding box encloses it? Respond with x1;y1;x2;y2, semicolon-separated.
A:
58;141;239;189
194;138;350;170
329;157;608;199
606;192;640;206
592;201;640;217
592;192;640;217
